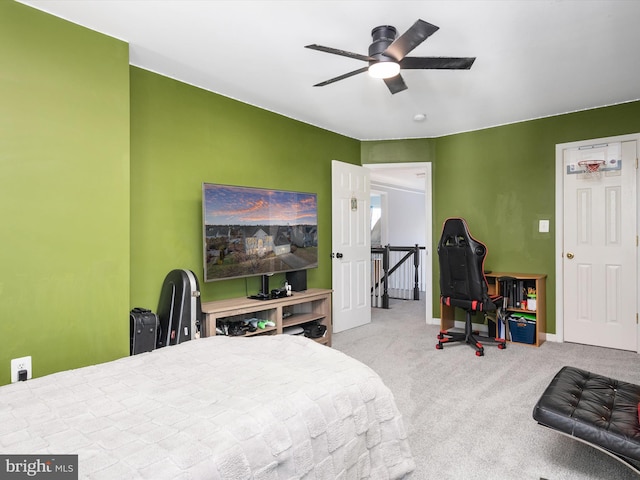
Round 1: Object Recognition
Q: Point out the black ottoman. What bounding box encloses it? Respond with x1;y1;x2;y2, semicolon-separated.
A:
533;366;640;472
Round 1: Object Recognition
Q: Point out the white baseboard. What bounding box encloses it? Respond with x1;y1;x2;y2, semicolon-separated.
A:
428;319;490;332
431;317;561;342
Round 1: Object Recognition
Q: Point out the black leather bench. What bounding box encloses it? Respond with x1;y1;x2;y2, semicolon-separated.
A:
533;366;640;473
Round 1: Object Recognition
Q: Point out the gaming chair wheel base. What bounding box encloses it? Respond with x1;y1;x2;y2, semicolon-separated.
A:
436;329;506;356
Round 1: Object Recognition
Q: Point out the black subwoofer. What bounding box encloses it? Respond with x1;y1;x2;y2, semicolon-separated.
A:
286;270;307;292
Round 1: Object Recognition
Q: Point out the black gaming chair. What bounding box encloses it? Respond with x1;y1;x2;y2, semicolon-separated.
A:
436;218;506;356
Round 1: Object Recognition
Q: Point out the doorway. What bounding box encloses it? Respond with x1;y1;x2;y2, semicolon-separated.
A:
364;162;433;326
555;133;639;352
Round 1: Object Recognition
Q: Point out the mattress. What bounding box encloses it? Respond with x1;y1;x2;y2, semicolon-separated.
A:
0;334;415;479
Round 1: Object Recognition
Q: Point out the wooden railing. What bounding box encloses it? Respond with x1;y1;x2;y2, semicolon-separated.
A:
371;244;425;308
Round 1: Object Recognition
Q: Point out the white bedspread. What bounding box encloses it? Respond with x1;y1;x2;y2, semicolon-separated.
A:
0;335;415;479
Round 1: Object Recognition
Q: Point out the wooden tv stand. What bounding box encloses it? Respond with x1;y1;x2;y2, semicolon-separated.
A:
201;288;332;346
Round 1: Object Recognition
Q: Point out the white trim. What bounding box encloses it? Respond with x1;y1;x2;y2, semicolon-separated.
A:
555;133;640;352
424;163;433;328
450;318;560;345
436;318;561;342
544;333;560;343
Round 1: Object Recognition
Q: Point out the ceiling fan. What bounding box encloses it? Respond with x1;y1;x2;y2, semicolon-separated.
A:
305;19;475;94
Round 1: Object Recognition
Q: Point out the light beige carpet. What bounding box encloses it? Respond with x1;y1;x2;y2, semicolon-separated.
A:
332;299;640;480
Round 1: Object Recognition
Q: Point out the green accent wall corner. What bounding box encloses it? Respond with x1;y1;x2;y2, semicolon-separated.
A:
364;101;640;335
129;67;360;309
0;1;130;385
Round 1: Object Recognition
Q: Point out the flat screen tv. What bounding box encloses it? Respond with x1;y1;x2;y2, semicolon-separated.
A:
202;183;318;292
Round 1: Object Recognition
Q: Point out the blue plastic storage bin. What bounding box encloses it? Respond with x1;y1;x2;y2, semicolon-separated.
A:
508;319;536;344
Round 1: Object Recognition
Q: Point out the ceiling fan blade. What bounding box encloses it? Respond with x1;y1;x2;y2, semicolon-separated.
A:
313;66;369;87
400;56;476;70
383;74;408;94
384;19;439;61
305;44;373;62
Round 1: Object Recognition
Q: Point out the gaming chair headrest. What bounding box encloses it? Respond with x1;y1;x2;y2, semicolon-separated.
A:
438;218;485;258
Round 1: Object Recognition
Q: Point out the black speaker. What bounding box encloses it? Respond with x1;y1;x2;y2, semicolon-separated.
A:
286;270;307;292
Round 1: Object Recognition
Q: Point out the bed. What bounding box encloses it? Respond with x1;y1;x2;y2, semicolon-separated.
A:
0;335;415;479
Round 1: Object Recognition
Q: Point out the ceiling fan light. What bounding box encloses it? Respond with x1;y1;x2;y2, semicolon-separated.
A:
368;61;400;79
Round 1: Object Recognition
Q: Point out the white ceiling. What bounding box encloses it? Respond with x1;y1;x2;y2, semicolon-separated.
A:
18;0;640;141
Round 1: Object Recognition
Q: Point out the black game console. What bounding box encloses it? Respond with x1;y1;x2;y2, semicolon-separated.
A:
271;288;288;299
248;292;271;301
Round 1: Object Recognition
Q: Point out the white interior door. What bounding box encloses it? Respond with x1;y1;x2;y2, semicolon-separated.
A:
562;140;637;351
331;160;371;333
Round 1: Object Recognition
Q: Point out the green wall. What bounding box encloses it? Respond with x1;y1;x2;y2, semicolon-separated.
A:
0;2;358;387
364;101;640;333
4;1;640;387
361;138;436;165
129;68;360;309
0;2;130;385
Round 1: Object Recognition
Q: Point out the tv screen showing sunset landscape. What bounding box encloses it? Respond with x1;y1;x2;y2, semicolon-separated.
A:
202;183;318;282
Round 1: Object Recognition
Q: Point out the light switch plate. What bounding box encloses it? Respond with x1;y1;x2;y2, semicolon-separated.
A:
539;219;550;233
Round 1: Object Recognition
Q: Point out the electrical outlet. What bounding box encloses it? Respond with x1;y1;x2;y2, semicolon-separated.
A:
10;356;32;383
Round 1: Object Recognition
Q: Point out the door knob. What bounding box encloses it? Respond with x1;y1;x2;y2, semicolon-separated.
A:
566;252;574;259
336;253;344;259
